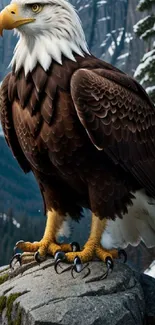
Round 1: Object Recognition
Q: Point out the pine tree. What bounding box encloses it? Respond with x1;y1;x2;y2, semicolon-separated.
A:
134;0;155;103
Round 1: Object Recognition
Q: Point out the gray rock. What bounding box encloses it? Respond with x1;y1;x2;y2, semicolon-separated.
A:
0;259;145;325
138;273;155;324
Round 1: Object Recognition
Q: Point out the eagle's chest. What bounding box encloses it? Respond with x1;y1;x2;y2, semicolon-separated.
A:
9;60;91;176
40;90;89;170
12;86;88;178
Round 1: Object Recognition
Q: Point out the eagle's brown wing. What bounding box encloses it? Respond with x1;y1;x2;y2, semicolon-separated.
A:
71;68;155;196
0;74;31;173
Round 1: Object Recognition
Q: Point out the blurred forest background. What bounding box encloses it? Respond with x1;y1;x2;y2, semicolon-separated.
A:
0;0;155;272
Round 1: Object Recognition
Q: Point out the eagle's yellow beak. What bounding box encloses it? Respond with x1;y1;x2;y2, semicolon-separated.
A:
0;4;35;36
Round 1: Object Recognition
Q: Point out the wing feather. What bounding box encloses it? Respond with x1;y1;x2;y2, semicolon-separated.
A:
71;68;155;196
0;74;31;173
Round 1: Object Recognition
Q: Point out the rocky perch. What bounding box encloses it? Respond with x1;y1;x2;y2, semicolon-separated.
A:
0;259;154;325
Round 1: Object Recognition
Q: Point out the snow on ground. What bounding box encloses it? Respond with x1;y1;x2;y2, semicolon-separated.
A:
145;260;155;278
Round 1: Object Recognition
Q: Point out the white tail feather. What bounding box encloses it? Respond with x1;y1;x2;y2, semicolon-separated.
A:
101;190;155;250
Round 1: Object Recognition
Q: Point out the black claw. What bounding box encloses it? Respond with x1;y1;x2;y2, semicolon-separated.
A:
71;256;90;279
13;240;24;254
54;251;65;262
85;257;114;283
54;251;69;274
10;253;22;270
54;260;64;274
105;256;114;271
70;242;81;252
118;249;127;263
72;256;82;273
34;251;45;264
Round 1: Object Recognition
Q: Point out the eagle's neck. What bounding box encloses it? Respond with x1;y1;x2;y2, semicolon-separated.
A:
10;32;89;76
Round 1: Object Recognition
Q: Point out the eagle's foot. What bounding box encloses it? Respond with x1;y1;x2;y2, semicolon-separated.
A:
10;252;37;269
71;257;91;279
13;239;61;264
65;243;119;263
85;256;114;283
55;241;127;281
85;248;127;283
10;240;80;269
54;252;91;278
54;251;72;274
35;241;80;263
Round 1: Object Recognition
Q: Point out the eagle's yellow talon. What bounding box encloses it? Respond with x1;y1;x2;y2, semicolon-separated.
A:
65;243;95;263
95;246;118;262
10;252;37;269
65;245;119;265
15;240;40;253
12;237;74;266
64;215;120;266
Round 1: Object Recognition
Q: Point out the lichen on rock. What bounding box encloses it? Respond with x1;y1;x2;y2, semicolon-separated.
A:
0;259;146;325
0;296;7;315
0;273;9;285
6;293;22;325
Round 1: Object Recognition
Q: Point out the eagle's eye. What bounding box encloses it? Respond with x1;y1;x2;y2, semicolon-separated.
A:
30;3;43;13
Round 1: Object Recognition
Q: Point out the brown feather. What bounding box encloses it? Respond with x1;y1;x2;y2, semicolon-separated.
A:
71;68;155;193
1;54;155;220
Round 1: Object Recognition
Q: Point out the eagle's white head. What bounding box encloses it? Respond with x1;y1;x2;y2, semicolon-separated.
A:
0;0;89;75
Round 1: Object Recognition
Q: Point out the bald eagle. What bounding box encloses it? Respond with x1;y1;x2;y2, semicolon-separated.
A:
1;0;155;280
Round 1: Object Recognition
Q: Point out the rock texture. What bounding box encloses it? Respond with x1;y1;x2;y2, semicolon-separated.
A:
0;260;145;325
138;273;155;325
